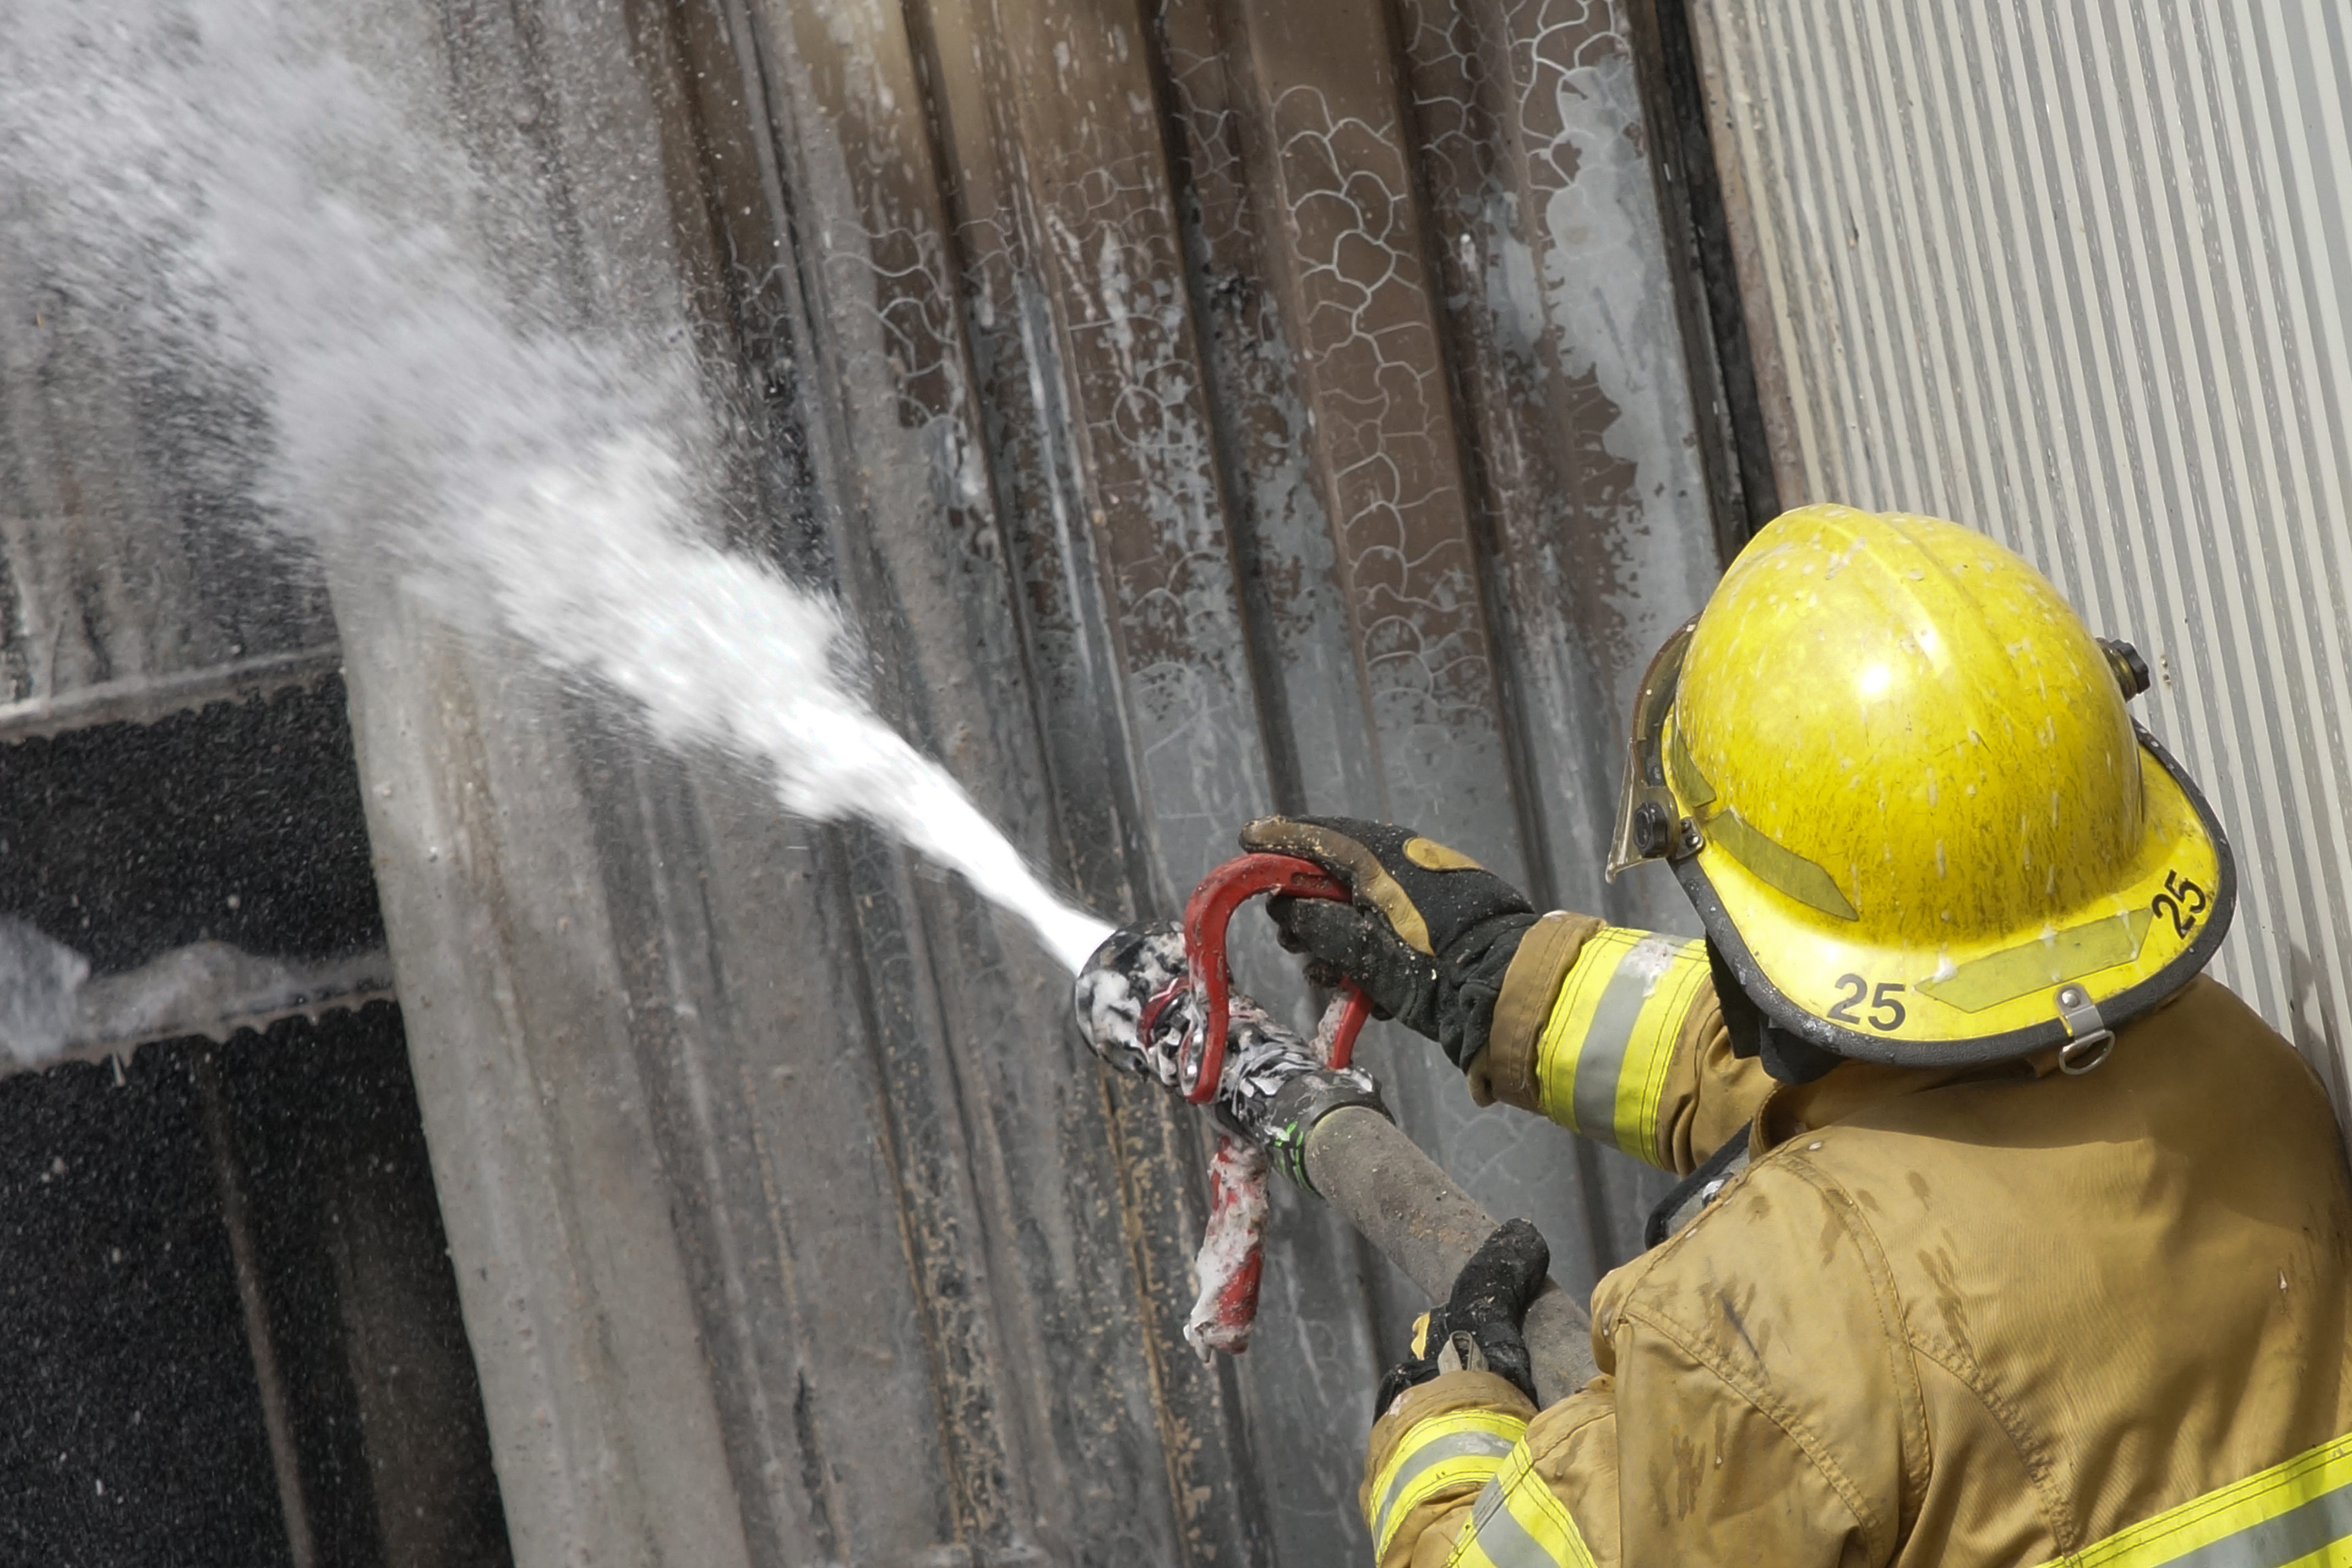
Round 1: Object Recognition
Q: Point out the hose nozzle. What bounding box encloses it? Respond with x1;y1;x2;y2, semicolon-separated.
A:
1072;921;1385;1184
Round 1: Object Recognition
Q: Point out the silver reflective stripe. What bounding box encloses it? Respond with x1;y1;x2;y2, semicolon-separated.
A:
1371;1430;1515;1548
2160;1478;2352;1568
1570;941;1670;1140
1462;1476;1566;1568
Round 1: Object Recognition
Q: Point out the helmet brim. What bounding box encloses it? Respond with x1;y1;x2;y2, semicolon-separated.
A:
1675;723;2236;1066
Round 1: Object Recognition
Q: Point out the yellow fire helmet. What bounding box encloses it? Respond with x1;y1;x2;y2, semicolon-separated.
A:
1609;504;2234;1071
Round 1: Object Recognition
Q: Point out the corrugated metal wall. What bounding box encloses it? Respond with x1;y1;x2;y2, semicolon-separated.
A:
1688;0;2352;1119
313;3;1736;1568
0;0;1738;1558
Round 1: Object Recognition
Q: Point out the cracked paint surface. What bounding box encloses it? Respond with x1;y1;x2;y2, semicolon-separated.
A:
1396;0;1717;942
1253;47;1518;847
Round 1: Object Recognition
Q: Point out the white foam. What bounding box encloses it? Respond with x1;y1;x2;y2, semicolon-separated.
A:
0;0;1112;973
0;920;90;1066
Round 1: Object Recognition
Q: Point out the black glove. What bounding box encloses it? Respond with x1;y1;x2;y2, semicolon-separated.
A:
1375;1218;1551;1414
1239;816;1535;1070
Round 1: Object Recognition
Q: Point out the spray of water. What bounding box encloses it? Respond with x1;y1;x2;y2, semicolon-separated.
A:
0;0;1113;972
476;435;1114;970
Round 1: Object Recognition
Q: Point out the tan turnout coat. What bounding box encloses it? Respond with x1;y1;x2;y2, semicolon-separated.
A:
1363;910;2352;1567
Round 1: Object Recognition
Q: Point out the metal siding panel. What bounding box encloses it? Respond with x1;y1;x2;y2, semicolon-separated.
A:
717;2;1272;1559
1383;0;1722;1268
1174;6;1615;1546
1696;0;2352;1116
1145;11;1419;1555
537;0;1727;1548
1156;0;1389;825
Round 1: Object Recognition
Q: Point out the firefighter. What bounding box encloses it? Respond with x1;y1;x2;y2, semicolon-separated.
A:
1245;505;2352;1566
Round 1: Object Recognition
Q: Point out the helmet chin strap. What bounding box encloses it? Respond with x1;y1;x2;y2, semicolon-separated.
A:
1708;941;1842;1085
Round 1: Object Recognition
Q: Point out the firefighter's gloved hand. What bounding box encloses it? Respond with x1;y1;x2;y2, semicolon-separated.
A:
1239;816;1535;1071
1375;1218;1551;1415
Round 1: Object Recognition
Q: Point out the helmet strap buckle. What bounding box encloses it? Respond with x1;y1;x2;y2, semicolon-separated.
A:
2054;984;2115;1075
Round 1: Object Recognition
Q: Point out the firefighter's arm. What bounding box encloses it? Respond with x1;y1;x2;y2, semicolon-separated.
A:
1233;816;1770;1173
1362;1313;1887;1566
1468;912;1770;1175
1360;1372;1534;1568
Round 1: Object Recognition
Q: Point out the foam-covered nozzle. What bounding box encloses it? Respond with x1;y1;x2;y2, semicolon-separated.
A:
1072;922;1190;1084
1072;920;1387;1185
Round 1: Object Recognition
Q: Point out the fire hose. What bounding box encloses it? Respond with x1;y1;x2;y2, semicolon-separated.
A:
1075;854;1597;1407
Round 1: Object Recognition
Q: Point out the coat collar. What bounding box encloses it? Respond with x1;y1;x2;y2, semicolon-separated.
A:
1752;1049;2062;1152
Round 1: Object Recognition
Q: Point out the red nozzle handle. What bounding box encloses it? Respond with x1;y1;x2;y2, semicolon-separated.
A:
1180;852;1373;1104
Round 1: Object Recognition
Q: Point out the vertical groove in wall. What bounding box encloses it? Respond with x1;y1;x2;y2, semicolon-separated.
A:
1692;0;2352;1113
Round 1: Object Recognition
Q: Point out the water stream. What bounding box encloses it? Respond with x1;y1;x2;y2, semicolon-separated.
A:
0;0;1113;981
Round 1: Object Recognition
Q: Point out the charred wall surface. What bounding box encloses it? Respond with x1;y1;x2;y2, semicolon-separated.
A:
2;0;1736;1564
329;1;1735;1566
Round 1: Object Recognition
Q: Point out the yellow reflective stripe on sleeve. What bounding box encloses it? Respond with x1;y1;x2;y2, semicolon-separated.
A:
1366;1408;1527;1558
1442;1441;1598;1568
1532;928;1709;1166
2041;1434;2352;1568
